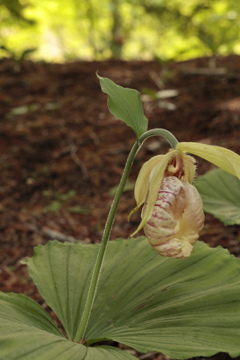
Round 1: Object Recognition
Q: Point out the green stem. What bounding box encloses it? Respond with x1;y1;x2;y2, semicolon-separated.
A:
74;128;178;343
139;128;179;148
74;141;140;342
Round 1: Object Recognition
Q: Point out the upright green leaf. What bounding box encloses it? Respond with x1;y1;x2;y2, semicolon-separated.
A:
97;74;148;138
24;240;97;340
195;168;240;225
25;237;240;359
0;292;134;360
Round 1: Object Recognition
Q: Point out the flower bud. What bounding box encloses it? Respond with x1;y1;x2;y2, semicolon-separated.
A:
143;176;204;258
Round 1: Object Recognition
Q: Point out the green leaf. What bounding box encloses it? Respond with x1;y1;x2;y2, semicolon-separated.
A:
97;74;148;138
24;240;97;340
24;237;240;359
195;168;240;225
0;292;135;360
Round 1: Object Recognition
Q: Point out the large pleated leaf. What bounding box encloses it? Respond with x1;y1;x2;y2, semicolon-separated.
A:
24;237;240;359
0;292;135;360
97;74;148;138
24;238;97;340
195;168;240;225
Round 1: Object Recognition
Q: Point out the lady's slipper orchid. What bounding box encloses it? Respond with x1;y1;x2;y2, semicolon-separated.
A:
130;142;240;258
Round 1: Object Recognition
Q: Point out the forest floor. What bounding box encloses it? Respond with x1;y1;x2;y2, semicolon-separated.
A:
1;55;240;360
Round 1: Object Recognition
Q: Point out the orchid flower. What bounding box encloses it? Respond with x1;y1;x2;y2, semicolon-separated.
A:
130;142;240;258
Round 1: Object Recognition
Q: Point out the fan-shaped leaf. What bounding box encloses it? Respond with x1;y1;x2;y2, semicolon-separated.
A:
0;292;134;360
97;74;148;138
195;168;240;225
24;237;240;359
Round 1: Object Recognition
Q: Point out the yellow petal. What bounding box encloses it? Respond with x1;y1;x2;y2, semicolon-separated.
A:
128;155;164;222
177;142;240;179
131;150;178;236
134;155;165;208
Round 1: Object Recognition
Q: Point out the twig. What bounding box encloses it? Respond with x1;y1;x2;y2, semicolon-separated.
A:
149;71;165;89
42;227;82;243
69;140;89;179
26;223;82;243
89;131;101;145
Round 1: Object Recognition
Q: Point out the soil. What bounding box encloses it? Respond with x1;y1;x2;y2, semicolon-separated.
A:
1;55;240;360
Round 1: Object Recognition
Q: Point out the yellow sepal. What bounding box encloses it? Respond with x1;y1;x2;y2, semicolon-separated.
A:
177;142;240;179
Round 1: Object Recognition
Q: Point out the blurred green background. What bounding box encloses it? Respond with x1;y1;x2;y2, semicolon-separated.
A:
1;0;240;62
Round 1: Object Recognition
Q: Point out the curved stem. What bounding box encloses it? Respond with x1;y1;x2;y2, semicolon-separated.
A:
74;128;179;343
74;141;140;342
139;128;179;149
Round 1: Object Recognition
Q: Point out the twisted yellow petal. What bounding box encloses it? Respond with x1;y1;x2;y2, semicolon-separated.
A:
131;151;177;236
128;155;164;221
177;142;240;179
134;155;165;209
